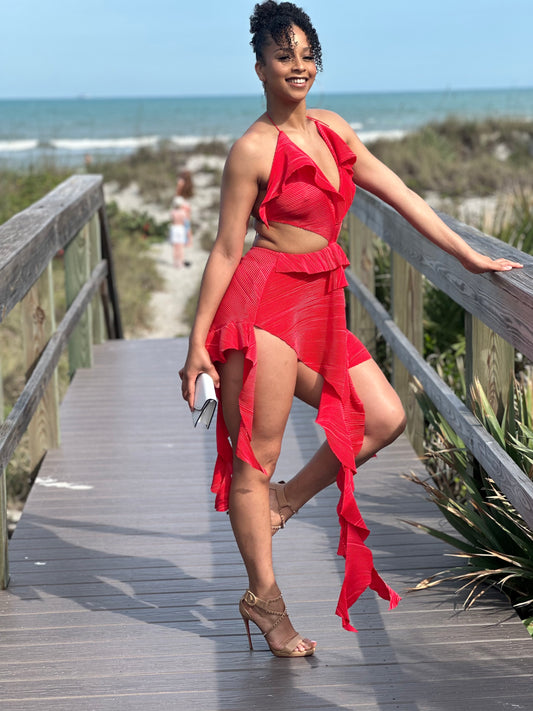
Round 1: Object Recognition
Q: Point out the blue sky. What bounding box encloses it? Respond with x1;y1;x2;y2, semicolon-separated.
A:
2;0;531;99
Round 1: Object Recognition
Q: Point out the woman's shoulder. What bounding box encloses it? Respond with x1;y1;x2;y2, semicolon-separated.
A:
225;116;278;176
232;117;277;156
307;108;354;141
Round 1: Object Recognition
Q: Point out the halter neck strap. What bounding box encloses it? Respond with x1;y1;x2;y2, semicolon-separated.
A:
266;114;317;132
266;114;280;131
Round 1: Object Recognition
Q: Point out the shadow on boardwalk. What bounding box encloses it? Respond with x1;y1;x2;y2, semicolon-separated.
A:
0;339;531;711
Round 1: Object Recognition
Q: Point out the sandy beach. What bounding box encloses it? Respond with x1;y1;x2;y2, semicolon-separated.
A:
104;153;230;339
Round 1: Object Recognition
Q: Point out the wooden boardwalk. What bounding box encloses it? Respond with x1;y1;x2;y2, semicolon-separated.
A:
0;338;531;710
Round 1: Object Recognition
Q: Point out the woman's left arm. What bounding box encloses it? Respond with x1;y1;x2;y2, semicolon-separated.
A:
341;121;523;274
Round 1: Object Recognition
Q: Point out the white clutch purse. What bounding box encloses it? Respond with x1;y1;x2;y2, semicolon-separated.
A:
192;373;217;429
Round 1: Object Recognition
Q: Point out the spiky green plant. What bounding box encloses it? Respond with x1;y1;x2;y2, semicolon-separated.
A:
408;377;533;616
405;468;533;611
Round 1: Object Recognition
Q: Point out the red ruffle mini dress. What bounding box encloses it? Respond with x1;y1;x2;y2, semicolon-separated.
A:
206;116;400;631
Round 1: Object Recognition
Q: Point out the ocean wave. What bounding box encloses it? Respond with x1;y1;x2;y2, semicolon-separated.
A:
49;136;160;151
0;129;406;158
0;139;39;152
0;134;234;155
170;134;232;148
358;129;407;143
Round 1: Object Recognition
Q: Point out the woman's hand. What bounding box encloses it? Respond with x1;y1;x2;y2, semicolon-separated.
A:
179;345;220;410
459;251;523;274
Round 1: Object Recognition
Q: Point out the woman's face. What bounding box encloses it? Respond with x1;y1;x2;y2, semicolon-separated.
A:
255;24;317;102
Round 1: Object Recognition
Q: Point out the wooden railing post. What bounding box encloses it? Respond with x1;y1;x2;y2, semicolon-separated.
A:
0;469;8;589
0;355;6;588
0;352;3;419
21;262;60;471
65;223;93;375
89;213;106;345
465;313;514;418
348;213;376;356
391;252;424;455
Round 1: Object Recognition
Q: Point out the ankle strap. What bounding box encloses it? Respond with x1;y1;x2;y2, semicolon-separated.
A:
243;590;283;612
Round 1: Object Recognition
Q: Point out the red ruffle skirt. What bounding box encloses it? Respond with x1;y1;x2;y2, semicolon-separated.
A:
205;242;400;631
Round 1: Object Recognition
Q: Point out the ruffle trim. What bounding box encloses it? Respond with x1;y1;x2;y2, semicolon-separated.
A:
258;120;357;230
274;242;349;293
206;312;401;631
206;321;265;513
335;459;402;631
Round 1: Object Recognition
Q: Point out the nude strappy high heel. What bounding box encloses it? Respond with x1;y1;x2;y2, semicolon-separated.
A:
239;590;315;657
270;481;299;535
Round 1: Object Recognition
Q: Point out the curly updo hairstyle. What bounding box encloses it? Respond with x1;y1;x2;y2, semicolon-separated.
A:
250;1;323;71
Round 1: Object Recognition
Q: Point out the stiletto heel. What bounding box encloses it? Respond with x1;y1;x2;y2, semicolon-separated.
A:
270;481;299;535
239;590;315;657
242;615;253;650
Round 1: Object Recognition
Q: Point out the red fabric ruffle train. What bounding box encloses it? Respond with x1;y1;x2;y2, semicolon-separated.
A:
205;242;401;631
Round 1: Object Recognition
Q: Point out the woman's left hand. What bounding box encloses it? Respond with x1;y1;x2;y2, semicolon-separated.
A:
460;252;523;274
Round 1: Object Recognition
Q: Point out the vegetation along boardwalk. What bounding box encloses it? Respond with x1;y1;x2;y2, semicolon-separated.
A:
0;338;531;711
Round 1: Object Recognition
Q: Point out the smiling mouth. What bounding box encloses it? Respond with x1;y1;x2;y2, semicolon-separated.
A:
287;78;307;85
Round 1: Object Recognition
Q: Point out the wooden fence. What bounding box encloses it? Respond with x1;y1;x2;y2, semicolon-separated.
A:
0;175;122;589
346;188;533;529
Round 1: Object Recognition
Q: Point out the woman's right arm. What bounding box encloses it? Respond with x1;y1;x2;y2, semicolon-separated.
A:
180;137;261;408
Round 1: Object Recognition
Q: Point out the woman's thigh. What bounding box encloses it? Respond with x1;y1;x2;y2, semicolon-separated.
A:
295;356;404;437
348;359;405;438
219;328;298;469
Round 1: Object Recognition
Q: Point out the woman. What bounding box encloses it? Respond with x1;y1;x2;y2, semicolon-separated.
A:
180;0;522;658
169;196;191;268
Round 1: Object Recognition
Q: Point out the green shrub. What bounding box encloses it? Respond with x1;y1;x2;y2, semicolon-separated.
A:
0;167;70;224
409;377;533;619
368;117;533;197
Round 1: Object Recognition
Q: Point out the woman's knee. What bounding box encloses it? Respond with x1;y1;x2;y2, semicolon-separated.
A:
250;439;283;477
372;400;407;446
388;401;407;439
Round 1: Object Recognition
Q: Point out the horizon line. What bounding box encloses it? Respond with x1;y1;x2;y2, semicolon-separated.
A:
1;85;533;102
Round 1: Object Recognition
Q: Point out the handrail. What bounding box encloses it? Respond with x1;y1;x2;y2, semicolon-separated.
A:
347;188;533;529
352;189;533;358
0;175;122;588
0;175;122;336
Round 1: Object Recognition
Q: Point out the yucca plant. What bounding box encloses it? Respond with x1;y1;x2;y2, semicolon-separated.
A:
405;468;533;611
407;377;533;617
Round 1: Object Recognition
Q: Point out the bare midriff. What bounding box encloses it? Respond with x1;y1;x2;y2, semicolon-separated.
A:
253;221;329;254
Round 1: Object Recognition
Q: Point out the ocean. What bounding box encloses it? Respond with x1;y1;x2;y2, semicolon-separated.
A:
1;87;532;168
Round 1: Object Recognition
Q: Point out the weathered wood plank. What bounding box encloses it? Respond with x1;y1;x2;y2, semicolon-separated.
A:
21;262;60;469
1;668;532;709
391;251;424;454
0;470;8;588
465;312;514;417
88;214;106;345
0;339;530;711
0;176;104;322
348;213;376;354
64;224;93;372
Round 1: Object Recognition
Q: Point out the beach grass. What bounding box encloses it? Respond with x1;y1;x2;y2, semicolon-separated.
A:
88;140;226;205
368;117;533;198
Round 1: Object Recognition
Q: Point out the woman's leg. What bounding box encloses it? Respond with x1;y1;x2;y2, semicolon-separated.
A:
173;242;184;268
220;329;315;652
272;357;406;523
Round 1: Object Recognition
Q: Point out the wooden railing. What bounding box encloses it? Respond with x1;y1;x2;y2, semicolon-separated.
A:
346;188;533;529
0;175;122;588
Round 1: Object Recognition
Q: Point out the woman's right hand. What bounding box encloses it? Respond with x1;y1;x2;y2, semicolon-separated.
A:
179;345;220;410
